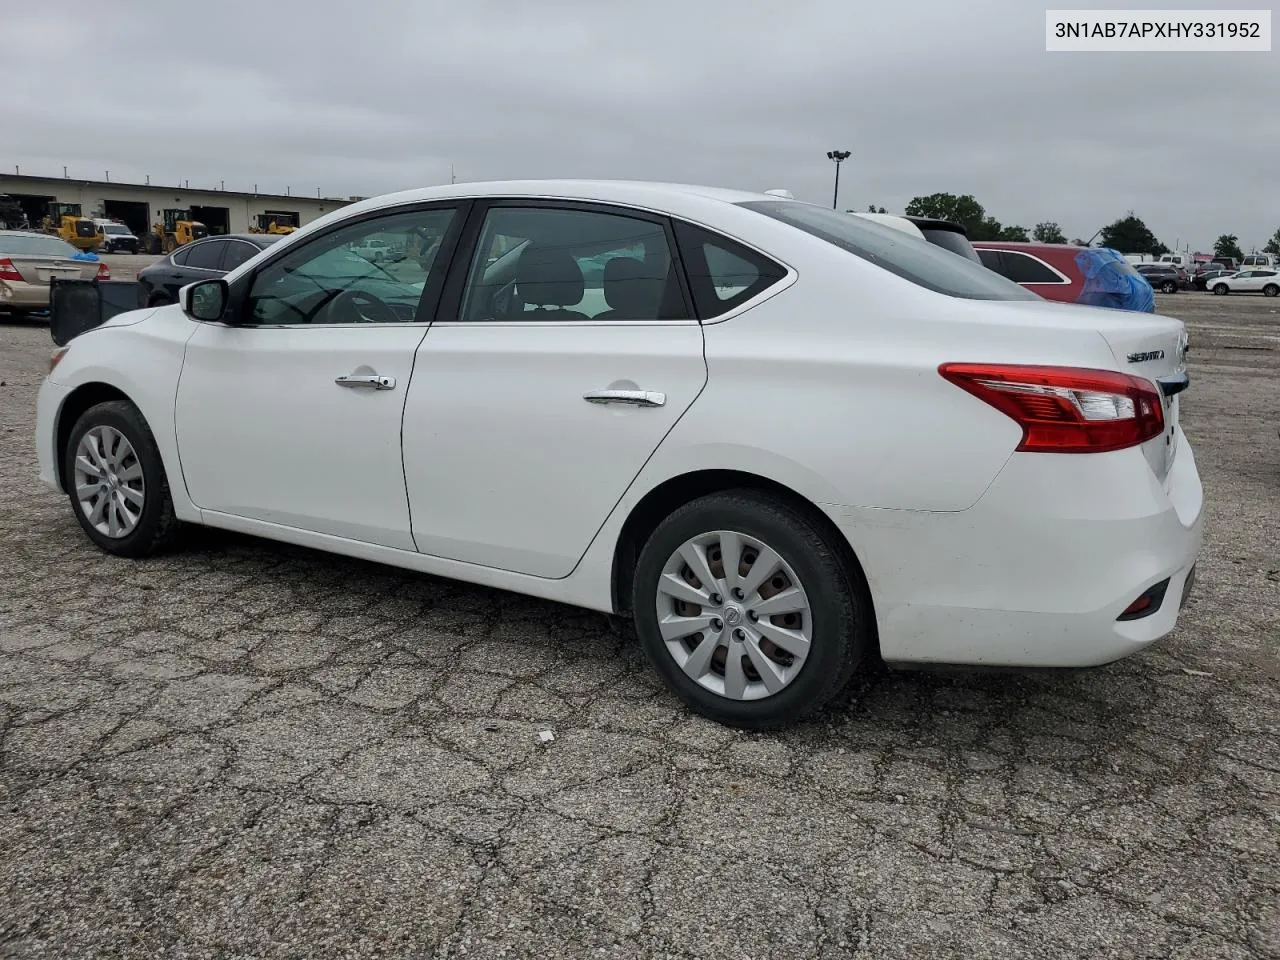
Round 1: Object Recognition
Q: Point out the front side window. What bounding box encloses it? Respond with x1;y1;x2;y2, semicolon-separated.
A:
184;240;225;271
244;207;457;325
458;206;689;322
738;200;1040;301
222;241;263;271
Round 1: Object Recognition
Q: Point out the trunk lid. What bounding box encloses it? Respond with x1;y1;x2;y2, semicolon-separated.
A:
1093;313;1188;485
8;253;91;286
980;300;1188;485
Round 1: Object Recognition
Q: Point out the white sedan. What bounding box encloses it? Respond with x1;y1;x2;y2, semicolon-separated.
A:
1208;269;1280;296
35;180;1204;728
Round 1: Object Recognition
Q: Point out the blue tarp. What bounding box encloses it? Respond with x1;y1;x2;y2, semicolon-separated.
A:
1073;247;1154;312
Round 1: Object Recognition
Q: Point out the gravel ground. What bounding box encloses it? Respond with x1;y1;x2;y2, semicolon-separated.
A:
0;292;1277;959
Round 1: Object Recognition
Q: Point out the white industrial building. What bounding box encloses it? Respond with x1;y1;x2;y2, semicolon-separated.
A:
0;172;362;239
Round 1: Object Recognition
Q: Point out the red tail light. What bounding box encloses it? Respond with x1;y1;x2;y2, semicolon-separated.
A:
95;261;111;280
939;363;1164;453
0;258;23;282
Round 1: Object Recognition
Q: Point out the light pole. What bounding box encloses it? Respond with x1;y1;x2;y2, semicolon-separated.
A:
826;149;851;209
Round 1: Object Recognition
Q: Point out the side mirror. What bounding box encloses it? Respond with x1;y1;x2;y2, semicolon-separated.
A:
180;279;229;322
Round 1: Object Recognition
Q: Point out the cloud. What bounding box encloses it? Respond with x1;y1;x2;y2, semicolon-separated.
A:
2;0;1276;250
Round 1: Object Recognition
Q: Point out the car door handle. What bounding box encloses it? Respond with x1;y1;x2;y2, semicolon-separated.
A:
583;389;666;407
335;374;396;390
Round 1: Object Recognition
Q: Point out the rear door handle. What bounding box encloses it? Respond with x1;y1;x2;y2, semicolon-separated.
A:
335;374;396;390
583;389;666;407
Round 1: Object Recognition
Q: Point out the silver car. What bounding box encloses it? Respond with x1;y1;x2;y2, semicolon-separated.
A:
0;231;106;319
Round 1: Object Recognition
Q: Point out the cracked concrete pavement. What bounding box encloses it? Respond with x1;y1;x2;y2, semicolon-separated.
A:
0;291;1277;958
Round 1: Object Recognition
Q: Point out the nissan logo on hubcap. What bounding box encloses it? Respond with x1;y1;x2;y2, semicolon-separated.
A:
724;606;743;626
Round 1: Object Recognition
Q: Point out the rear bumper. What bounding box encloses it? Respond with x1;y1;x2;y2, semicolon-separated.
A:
829;428;1204;668
0;280;51;309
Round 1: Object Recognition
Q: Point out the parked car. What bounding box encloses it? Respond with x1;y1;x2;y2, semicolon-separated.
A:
974;241;1155;311
36;180;1202;728
137;233;282;306
1207;269;1280;296
1134;262;1190;293
1211;256;1240;271
852;213;983;263
1193;267;1235;291
0;230;109;320
93;220;141;254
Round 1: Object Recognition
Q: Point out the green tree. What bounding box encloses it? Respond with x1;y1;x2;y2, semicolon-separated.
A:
866;204;887;213
997;224;1030;241
1099;214;1169;255
1262;228;1280;256
1214;234;1244;261
905;193;987;235
1033;221;1067;244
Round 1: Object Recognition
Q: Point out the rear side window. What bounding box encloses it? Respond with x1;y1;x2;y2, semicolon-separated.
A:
738;200;1038;301
999;251;1067;284
976;248;1004;273
673;222;786;319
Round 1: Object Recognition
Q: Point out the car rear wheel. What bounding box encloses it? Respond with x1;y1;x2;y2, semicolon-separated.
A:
64;400;179;558
1161;281;1176;294
1213;283;1229;295
147;293;175;307
1264;284;1278;298
631;490;870;728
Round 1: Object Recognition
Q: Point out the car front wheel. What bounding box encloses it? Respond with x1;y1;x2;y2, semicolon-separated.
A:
1161;281;1176;294
1213;283;1229;295
632;490;870;728
63;400;179;558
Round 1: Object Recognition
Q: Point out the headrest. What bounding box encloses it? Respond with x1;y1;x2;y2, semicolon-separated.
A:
602;257;666;317
516;244;585;307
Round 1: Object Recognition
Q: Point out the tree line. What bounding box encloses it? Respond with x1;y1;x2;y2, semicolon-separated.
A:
857;192;1280;260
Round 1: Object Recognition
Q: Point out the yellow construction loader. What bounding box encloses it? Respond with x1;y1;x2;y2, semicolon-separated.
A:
40;208;102;252
248;214;297;235
142;209;209;254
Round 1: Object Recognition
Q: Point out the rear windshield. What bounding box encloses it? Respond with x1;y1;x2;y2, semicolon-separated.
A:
737;200;1039;301
0;234;80;257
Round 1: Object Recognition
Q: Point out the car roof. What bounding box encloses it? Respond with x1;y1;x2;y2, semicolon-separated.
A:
971;241;1090;251
326;180;790;227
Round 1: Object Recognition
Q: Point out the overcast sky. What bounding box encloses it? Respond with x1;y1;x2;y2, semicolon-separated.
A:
2;1;1275;252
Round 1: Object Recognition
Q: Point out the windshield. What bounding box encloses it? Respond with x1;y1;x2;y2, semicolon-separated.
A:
0;233;80;257
737;200;1039;300
102;224;130;235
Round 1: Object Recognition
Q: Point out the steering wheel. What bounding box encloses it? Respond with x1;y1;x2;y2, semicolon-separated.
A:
328;288;399;324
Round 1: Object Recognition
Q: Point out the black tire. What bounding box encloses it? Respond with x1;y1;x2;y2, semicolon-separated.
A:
1264;284;1278;298
147;293;174;307
63;400;179;558
631;490;871;729
1213;283;1229;295
1161;281;1176;294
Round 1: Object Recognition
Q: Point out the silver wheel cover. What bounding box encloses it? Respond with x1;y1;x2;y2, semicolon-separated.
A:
655;530;813;701
73;425;145;539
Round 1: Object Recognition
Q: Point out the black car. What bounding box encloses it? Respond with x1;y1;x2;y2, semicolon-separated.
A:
1133;262;1188;294
1193;267;1236;291
138;233;283;306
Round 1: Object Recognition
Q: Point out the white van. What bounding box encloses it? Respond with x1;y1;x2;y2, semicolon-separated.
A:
1240;254;1278;269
